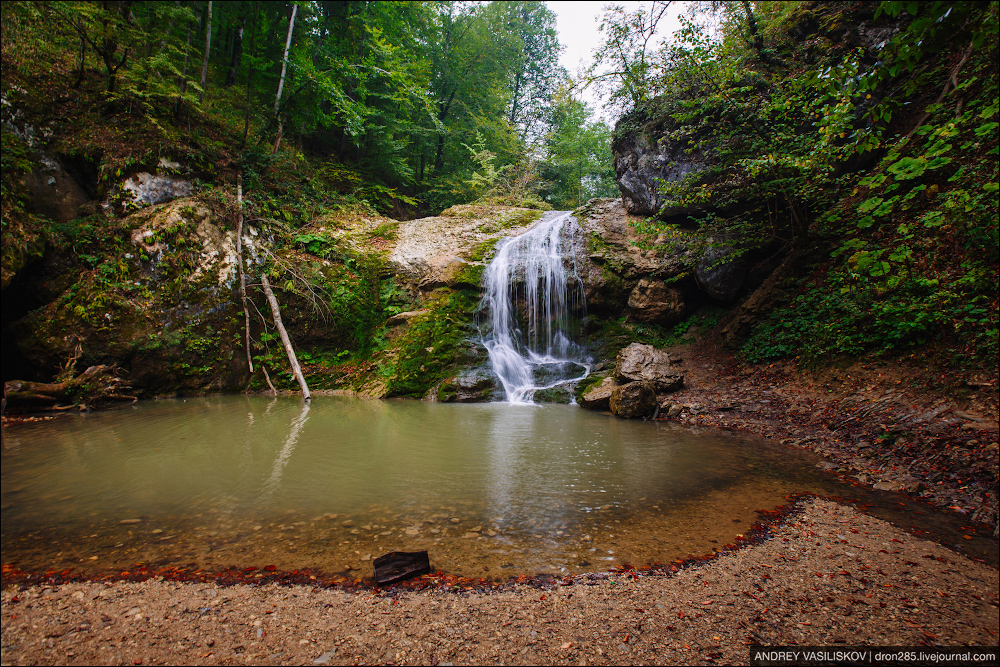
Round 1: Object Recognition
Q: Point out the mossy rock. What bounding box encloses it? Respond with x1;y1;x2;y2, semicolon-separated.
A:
573;371;609;402
382;288;482;398
533;385;574;404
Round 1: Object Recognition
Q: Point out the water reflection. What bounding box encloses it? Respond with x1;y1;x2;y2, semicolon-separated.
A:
260;402;310;500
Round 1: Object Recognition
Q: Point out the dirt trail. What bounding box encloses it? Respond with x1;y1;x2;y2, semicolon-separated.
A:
2;498;998;666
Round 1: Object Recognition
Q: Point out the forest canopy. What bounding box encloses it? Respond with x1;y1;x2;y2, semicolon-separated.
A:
1;0;619;217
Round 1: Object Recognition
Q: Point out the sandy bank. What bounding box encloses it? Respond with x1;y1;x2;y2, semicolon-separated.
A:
2;498;997;666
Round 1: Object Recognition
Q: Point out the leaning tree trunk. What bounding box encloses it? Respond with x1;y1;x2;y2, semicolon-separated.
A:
271;3;297;154
260;274;310;401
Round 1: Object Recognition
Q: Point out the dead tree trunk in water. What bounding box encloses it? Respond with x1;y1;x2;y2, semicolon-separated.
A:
260;274;310;401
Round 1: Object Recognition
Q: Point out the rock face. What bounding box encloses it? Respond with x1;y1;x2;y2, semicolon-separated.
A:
121;172;194;208
25;152;91;221
608;380;657;418
614;342;683;393
626;278;685;325
611;130;710;217
571;198;694;315
14;198;257;396
388;206;543;291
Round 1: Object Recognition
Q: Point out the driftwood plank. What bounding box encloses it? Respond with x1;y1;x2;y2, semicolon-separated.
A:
373;551;431;585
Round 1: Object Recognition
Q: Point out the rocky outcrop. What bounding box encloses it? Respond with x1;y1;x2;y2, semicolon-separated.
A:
121;171;194;208
608;380;657;418
626;278;685;325
574;199;689;281
571;198;697;316
388;206;543;291
612;131;710;217
13;198;258;396
614;342;684;393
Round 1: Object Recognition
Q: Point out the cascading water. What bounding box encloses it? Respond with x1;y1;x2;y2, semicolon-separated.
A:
478;211;590;403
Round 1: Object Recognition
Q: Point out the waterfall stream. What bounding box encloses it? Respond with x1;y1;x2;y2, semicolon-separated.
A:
478;211;591;403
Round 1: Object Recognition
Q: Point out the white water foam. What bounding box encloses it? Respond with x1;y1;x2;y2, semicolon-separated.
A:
478;211;590;403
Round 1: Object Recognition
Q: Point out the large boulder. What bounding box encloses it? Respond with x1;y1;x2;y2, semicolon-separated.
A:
614;342;684;392
25;152;91;221
436;370;498;402
579;377;618;410
626;278;685;325
609;381;657;418
695;244;747;302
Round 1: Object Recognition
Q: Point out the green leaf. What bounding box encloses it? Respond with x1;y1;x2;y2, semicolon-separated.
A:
925;156;952;170
858;197;884;213
974;122;998;138
919;210;945;227
887;156;926;180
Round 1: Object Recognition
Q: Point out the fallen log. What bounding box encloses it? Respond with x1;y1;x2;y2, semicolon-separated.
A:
2;365;135;413
373;551;431;586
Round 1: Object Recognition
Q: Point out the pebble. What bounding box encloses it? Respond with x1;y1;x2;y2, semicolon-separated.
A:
119;519;141;525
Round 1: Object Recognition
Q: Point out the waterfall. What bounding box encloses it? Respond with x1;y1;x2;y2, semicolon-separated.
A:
478;211;590;403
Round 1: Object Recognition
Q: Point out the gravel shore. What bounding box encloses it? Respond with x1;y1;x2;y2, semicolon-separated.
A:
654;343;999;534
3;497;997;666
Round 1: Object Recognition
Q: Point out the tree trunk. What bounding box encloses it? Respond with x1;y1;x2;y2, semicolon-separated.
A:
241;5;259;147
272;3;298;154
198;0;212;103
260;274;310;401
236;172;254;374
225;15;246;87
175;5;195;115
740;1;764;54
74;35;87;88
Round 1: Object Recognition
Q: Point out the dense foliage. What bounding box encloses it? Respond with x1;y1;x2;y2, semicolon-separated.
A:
0;0;616;220
606;0;998;366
